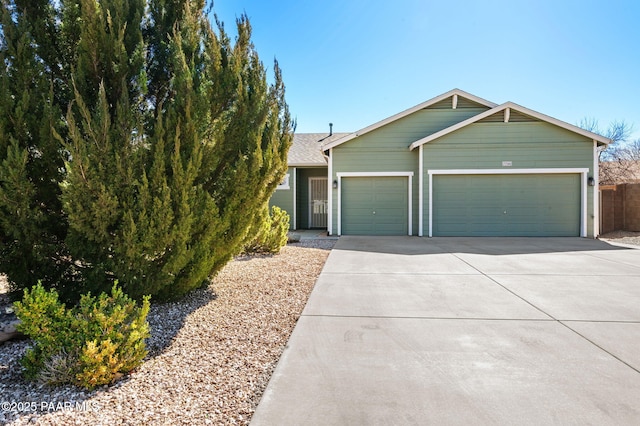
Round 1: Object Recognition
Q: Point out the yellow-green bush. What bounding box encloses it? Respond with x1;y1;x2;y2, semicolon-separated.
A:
13;283;149;389
243;205;290;254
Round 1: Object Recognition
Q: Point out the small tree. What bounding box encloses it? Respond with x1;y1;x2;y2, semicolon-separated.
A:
0;0;76;297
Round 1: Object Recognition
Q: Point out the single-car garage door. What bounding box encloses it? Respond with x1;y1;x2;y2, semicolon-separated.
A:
433;174;580;236
341;176;408;235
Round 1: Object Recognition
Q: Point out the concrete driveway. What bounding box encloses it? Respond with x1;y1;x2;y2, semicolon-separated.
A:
251;237;640;425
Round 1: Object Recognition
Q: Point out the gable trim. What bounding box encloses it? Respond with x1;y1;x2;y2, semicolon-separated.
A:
323;89;497;150
410;102;611;150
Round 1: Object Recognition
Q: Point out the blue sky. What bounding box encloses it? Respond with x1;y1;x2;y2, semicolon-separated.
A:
213;0;640;140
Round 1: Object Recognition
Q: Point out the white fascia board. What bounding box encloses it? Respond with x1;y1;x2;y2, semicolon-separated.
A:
410;102;612;150
323;89;497;151
322;132;358;150
451;89;498;108
502;102;611;145
288;162;328;167
409;105;505;150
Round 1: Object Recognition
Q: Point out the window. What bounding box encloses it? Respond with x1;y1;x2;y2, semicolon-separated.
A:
276;173;290;190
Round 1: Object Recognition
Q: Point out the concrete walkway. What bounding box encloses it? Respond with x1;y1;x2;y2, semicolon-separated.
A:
251;237;640;425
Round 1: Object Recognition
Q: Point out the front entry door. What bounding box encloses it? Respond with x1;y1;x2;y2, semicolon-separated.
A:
309;177;328;228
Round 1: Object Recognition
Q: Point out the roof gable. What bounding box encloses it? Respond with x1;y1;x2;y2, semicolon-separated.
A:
323;89;496;150
409;102;612;150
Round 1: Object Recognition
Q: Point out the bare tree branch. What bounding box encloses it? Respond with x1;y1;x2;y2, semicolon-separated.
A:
579;117;639;184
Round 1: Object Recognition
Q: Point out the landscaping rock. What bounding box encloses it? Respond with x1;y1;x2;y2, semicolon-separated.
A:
0;239;335;425
0;319;21;343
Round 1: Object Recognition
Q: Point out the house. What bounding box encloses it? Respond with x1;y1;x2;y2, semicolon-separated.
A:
269;89;610;237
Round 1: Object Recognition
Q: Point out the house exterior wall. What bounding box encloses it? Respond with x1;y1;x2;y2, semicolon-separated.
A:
421;121;596;237
330;107;488;235
269;166;329;230
269;167;295;229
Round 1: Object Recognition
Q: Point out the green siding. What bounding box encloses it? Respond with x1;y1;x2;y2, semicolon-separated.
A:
433;174;581;236
331;107;488;235
342;177;407;235
423;122;593;169
269;167;295;230
422;121;596;237
268;167;329;230
328;103;597;237
339;108;489;151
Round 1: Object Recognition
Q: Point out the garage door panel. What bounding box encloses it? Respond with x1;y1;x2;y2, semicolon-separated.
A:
375;192;406;204
433;174;580;237
342;177;408;235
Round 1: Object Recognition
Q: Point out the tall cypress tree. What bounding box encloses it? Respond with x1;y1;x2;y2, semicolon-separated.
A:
0;1;76;296
0;0;293;301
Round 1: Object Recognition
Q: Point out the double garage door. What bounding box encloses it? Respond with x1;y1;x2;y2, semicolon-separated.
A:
340;173;581;236
432;173;581;237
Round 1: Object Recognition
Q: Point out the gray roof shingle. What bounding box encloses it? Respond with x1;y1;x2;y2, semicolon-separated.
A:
288;133;350;166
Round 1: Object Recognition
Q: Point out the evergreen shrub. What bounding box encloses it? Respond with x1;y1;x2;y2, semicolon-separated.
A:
243;206;290;254
0;1;293;302
13;283;150;389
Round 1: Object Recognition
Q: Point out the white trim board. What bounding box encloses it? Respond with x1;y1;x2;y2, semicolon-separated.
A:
327;148;333;235
323;89;496;150
426;168;590;238
418;145;424;237
593;141;601;237
410;102;611;150
292;168;297;230
337;171;414;236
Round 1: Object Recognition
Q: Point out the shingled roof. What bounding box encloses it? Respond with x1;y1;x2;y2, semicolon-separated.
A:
288;133;349;166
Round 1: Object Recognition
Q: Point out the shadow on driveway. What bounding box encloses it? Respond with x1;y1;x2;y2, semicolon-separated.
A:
334;235;632;256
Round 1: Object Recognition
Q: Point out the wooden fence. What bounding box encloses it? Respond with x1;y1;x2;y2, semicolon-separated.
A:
600;183;640;234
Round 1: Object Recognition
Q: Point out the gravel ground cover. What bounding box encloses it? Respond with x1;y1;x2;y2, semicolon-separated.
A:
0;239;335;425
598;230;640;247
